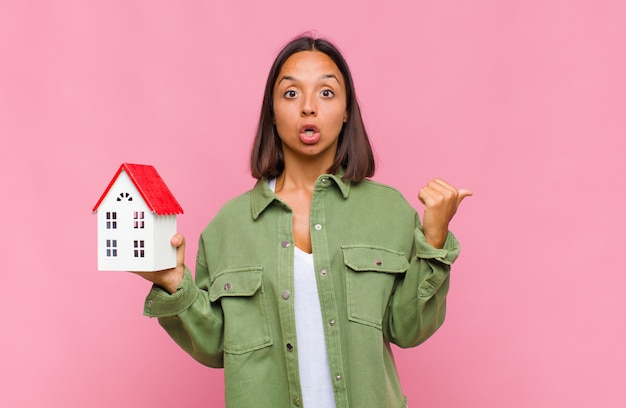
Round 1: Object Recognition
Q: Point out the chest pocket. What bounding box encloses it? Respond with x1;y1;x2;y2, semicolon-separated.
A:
209;267;272;354
342;246;408;330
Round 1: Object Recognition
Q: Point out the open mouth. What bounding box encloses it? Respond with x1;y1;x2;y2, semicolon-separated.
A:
300;124;320;133
299;125;321;144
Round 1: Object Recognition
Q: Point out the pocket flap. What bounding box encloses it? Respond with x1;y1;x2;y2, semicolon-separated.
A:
342;246;408;273
209;267;263;302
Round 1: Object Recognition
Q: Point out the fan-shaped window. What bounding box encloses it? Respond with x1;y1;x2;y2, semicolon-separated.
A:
117;192;133;202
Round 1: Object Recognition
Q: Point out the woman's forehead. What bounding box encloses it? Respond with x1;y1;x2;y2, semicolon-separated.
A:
277;51;343;83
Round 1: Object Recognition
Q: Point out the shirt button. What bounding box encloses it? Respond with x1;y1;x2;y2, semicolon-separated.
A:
314;224;322;230
335;374;342;381
148;299;153;306
282;290;291;300
320;269;328;276
281;240;290;248
286;343;294;352
329;319;336;326
321;177;329;184
374;259;382;266
294;396;302;406
224;283;232;291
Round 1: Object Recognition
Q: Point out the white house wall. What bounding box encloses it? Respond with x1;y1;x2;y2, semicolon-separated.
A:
151;215;177;271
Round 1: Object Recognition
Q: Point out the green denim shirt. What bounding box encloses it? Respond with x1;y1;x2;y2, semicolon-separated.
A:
144;173;460;408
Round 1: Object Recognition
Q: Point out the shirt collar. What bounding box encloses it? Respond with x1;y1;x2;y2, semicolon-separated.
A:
250;169;351;220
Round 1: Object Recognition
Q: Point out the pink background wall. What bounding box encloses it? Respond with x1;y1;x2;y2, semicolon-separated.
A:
1;1;624;407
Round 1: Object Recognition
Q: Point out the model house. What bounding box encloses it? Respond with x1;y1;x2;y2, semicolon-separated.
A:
93;163;183;271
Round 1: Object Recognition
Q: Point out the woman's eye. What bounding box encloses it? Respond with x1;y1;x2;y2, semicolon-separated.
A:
321;89;335;98
284;90;297;98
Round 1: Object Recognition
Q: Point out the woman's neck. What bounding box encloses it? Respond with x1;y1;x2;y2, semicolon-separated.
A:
275;159;331;194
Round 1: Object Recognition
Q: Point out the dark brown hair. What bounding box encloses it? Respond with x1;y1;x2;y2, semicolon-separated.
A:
250;35;375;182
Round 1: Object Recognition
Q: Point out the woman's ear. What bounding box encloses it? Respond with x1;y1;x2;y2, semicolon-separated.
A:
343;111;348;123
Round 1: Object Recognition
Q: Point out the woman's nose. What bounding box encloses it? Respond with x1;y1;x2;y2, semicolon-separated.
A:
301;93;317;116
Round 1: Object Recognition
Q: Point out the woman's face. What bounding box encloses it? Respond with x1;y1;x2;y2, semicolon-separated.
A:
272;51;348;166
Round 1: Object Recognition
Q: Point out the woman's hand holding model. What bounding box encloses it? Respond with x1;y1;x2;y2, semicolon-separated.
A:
134;234;186;294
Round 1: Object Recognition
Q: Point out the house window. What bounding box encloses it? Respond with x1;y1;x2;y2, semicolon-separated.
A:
133;211;145;229
105;212;117;229
133;240;145;258
106;240;118;257
117;192;133;202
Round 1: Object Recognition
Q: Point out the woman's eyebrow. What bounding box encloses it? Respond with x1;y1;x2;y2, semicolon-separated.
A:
277;75;296;85
322;73;341;84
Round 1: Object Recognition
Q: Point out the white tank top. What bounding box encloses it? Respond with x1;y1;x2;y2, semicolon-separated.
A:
294;247;336;407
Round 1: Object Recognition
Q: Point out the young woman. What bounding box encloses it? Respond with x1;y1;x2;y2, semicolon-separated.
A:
137;35;471;408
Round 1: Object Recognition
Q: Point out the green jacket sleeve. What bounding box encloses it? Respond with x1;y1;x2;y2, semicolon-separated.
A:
384;212;460;348
143;237;225;368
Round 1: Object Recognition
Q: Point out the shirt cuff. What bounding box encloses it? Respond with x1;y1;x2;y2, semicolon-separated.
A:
143;267;199;317
414;227;460;265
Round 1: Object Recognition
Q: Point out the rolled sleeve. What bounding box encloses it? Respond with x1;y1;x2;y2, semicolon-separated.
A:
414;227;460;266
143;267;199;317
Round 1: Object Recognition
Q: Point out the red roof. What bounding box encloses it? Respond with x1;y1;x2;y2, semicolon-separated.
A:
92;163;184;215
